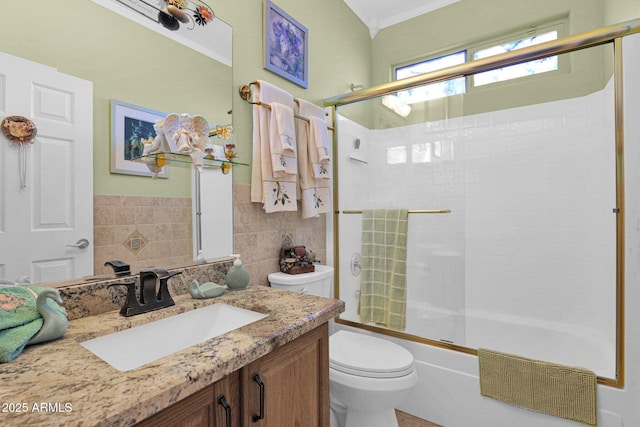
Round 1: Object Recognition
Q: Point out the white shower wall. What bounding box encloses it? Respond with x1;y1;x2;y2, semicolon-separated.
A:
331;33;640;427
337;75;616;376
463;82;616;373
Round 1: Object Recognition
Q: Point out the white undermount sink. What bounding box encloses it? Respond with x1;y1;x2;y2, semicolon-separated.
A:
80;303;268;371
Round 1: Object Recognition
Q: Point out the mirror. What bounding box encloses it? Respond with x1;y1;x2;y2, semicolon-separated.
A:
0;0;233;286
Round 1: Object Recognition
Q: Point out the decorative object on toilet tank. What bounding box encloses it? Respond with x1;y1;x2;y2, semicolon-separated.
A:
225;254;250;290
279;245;315;274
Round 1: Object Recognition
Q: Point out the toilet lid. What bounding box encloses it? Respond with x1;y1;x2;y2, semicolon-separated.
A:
329;330;415;378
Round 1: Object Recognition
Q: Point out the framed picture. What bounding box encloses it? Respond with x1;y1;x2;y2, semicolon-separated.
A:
110;99;169;178
263;0;308;88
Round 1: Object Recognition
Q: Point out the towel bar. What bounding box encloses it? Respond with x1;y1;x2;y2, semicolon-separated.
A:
239;82;334;130
338;209;451;214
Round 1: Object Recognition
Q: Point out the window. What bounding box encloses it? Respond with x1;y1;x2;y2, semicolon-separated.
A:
392;20;563;102
472;30;558;86
395;51;467;105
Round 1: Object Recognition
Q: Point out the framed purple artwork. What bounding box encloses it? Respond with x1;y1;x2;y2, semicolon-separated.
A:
263;0;308;88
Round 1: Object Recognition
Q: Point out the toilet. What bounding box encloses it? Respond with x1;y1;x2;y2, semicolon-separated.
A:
268;265;418;427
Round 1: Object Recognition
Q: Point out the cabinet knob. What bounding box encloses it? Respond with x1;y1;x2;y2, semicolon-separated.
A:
252;373;265;422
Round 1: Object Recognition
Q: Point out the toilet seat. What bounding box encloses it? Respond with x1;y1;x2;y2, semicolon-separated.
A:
329;330;415;378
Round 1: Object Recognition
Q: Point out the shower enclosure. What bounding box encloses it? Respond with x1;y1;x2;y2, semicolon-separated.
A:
326;20;639;386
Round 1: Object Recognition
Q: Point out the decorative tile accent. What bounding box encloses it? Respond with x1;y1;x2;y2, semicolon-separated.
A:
123;230;148;255
93;196;192;277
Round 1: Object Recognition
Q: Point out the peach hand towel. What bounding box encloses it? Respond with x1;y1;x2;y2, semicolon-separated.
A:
250;80;297;213
269;102;297;178
295;98;331;218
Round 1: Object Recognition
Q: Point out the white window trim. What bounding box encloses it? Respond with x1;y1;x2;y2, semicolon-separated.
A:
391;18;567;100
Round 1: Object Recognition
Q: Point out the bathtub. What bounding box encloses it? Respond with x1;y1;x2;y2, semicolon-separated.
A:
341;300;614;377
337;301;617;426
463;308;615;378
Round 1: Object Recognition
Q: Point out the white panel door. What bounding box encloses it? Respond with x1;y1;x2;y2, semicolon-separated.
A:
0;52;93;285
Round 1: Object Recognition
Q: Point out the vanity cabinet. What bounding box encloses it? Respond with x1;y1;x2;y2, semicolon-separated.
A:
213;371;242;427
241;322;330;427
134;380;218;427
136;324;329;427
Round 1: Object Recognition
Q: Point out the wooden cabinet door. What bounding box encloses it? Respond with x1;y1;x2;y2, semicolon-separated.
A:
241;324;329;427
213;371;241;427
135;384;215;427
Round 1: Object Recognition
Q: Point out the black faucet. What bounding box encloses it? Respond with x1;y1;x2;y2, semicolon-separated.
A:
109;269;182;317
104;260;131;277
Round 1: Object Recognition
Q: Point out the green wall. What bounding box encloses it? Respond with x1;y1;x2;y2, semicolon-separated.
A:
372;0;606;85
604;0;640;24
216;0;372;185
368;0;611;125
332;0;640;130
1;0;234;197
5;1;636;190
0;0;371;192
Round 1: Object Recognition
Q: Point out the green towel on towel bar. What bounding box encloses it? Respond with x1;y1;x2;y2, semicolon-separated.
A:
0;286;67;363
358;209;408;330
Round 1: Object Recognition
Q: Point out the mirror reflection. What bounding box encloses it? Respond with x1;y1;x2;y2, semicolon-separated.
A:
0;0;233;287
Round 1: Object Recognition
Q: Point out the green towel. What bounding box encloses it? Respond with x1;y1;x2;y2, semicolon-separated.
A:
358;209;408;330
478;348;598;425
0;286;66;363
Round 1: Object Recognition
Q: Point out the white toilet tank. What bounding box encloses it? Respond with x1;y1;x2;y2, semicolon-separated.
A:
268;265;334;298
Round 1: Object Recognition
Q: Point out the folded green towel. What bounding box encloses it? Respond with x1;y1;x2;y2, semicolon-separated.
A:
0;286;66;363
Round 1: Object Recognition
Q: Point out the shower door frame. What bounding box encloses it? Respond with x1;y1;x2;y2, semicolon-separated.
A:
325;18;640;388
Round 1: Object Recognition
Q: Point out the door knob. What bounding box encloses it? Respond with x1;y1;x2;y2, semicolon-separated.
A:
66;238;90;249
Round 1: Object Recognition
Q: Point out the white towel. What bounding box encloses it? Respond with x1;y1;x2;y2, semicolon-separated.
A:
295;98;332;218
250;80;297;213
309;116;330;180
269;103;297;177
311;116;331;165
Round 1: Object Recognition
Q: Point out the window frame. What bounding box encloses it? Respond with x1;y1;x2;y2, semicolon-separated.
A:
391;18;567;101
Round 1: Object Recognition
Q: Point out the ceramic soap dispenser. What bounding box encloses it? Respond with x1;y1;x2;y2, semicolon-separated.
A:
226;254;250;290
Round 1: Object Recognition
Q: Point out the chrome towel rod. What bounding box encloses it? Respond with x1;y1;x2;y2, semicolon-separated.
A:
338;209;451;214
239;82;333;130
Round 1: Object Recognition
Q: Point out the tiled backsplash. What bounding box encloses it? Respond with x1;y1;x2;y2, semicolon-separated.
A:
92;188;328;287
233;184;327;286
93;195;193;276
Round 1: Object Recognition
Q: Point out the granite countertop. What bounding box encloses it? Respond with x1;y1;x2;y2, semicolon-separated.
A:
0;285;344;426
